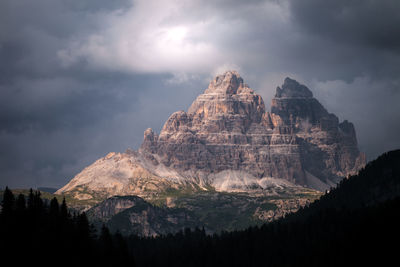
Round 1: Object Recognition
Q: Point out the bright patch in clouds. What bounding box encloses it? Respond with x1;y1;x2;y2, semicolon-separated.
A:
57;0;289;76
57;0;225;74
164;26;187;43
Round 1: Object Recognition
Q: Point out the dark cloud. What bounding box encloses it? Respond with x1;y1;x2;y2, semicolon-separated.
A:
290;0;400;52
0;0;399;188
287;0;400;80
0;71;204;188
285;0;400;160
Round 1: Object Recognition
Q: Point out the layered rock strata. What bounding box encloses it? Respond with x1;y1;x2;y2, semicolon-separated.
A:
57;71;365;200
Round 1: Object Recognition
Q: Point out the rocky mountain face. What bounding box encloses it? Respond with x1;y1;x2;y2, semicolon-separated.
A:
141;71;365;191
87;196;198;237
55;71;364;234
57;71;364;199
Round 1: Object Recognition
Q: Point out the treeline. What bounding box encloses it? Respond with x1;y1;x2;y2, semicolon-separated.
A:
127;198;399;267
295;149;400;214
0;188;135;267
127;150;400;267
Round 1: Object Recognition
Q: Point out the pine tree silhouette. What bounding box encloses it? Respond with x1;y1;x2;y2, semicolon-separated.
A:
60;197;68;219
16;194;26;212
49;197;59;216
77;212;90;240
1;186;15;215
27;188;34;210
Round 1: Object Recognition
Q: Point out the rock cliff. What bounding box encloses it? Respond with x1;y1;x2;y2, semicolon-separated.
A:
57;71;365;201
87;196;198;237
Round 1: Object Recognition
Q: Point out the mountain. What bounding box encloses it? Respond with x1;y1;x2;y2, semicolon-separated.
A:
57;71;364;202
52;71;366;234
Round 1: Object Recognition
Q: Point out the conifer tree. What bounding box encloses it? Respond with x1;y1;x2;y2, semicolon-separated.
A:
100;224;113;250
49;197;59;216
99;224;114;264
60;197;68;219
16;194;26;212
33;190;43;211
77;212;90;240
27;188;34;210
1;186;15;215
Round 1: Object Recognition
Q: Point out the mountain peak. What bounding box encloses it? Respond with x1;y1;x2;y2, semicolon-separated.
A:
275;77;313;98
205;70;248;95
187;70;265;125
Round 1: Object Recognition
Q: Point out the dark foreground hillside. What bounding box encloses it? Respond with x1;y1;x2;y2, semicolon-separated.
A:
0;189;135;267
128;150;400;267
1;150;399;267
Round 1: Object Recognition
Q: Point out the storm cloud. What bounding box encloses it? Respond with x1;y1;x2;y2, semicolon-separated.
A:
1;0;399;188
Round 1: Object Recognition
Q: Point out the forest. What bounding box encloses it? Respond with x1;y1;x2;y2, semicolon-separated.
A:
0;188;134;266
1;150;399;267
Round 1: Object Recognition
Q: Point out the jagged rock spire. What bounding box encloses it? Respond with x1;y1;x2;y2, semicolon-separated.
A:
205;70;245;94
271;77;331;125
275;78;314;98
187;71;265;125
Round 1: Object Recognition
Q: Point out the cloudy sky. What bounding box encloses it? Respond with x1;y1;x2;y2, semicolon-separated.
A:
1;0;399;189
